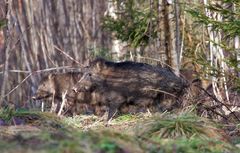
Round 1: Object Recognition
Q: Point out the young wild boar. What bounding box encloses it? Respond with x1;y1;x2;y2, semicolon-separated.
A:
73;73;126;120
32;72;92;114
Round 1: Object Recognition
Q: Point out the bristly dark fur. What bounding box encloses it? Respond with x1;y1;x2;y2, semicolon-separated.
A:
91;57;156;70
33;71;87;114
73;57;189;120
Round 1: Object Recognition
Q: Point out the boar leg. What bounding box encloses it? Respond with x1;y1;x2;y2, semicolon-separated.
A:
41;102;45;112
58;90;68;116
50;91;57;113
107;103;121;121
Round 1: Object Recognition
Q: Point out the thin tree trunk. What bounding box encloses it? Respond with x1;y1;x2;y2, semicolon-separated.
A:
233;2;240;77
162;0;172;66
162;0;179;74
0;0;12;105
0;0;111;106
174;0;181;74
203;0;230;115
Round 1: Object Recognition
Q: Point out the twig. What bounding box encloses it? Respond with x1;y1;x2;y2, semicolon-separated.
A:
202;105;228;120
0;70;31;73
72;72;89;92
137;56;165;66
53;45;85;67
58;90;68;116
0;66;81;74
0;66;83;100
137;56;181;75
1;73;32;98
143;88;178;98
33;66;79;73
196;85;240;122
207;103;240;109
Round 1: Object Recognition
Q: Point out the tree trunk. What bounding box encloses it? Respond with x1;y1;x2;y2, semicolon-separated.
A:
162;0;179;74
203;0;230;114
0;0;111;106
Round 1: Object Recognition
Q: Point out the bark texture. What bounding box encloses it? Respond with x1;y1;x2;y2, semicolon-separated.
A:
0;0;111;106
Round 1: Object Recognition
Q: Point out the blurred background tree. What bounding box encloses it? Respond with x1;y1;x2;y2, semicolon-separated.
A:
188;0;240;114
0;0;111;106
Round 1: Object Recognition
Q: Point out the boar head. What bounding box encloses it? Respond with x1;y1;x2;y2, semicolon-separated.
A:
32;74;56;100
72;72;102;93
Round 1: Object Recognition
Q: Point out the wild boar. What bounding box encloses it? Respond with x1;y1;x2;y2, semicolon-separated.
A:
73;75;125;120
88;58;188;96
73;58;189;120
32;72;92;114
73;73;140;120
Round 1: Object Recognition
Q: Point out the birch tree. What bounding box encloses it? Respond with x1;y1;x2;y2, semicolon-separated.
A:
203;0;229;104
103;0;182;73
189;0;240;114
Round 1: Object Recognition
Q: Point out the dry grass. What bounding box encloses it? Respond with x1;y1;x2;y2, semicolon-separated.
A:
0;108;239;153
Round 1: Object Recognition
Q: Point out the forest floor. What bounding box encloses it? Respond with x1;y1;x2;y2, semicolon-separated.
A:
0;107;240;153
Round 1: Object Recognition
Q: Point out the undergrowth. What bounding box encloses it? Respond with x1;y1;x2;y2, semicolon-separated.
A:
0;108;239;153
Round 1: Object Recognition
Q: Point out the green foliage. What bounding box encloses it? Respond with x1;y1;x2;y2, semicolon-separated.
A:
0;19;7;29
0;107;38;122
186;0;240;88
137;113;219;139
147;137;237;153
187;0;240;44
136;113;239;153
114;114;135;122
187;2;240;37
0;111;239;153
63;115;99;128
99;139;120;153
0;107;66;130
0;106;15;121
102;0;157;47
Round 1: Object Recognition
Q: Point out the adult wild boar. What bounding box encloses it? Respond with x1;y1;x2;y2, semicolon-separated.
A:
73;58;189;120
32;72;92;115
89;58;188;95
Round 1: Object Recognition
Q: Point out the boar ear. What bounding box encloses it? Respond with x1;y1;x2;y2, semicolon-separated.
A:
96;62;102;72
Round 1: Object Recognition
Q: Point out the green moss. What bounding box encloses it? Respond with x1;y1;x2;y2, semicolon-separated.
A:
114;114;135;122
0;109;239;153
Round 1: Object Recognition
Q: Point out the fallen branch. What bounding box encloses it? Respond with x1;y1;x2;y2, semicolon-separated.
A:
143;88;178;98
196;85;240;122
58;90;68;116
201;105;228;120
0;66;80;74
54;45;85;67
1;73;32;98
